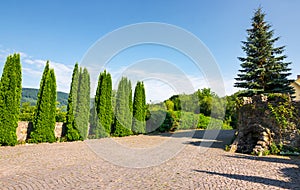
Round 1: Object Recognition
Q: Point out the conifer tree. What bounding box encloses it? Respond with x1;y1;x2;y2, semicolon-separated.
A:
132;81;146;134
30;62;56;143
235;7;294;96
65;63;81;141
89;103;108;138
95;70;112;137
0;54;22;146
113;77;133;136
75;68;90;139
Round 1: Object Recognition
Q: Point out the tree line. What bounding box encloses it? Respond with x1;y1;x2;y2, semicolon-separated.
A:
0;58;147;145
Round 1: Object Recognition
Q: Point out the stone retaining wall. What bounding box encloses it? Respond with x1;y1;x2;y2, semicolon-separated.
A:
230;94;300;154
16;122;64;142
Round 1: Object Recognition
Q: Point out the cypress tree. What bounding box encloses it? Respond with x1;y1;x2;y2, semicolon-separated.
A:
30;62;56;143
132;81;146;134
89;103;108;138
0;54;22;146
65;63;81;141
235;7;294;96
113;77;133;137
75;68;90;139
95;70;112;137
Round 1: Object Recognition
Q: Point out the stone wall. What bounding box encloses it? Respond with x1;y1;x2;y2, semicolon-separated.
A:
16;122;64;142
230;94;300;155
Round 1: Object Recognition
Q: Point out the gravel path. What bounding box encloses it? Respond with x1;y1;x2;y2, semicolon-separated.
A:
0;130;299;189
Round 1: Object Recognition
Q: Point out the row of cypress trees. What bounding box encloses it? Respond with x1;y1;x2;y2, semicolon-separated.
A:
0;54;145;145
90;71;147;138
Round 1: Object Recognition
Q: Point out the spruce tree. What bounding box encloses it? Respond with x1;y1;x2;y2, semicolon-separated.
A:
75;68;90;139
65;63;81;141
132;81;146;134
95;70;112;137
113;77;133;137
0;54;22;146
235;7;294;96
30;62;56;143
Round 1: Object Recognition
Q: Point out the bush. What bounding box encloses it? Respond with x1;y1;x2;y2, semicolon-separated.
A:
179;112;198;130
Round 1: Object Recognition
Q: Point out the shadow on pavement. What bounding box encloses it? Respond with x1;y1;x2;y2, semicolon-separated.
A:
194;154;300;189
193;169;294;189
147;130;236;150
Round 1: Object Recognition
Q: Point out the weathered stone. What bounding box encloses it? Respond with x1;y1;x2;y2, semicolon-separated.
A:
230;94;300;155
16;122;65;142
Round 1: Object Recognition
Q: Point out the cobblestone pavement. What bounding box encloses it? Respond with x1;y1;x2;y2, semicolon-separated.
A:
0;130;300;190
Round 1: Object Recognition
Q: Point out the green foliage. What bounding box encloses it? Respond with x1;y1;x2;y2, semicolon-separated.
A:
146;110;167;133
165;100;174;111
270;142;281;155
65;63;81;141
19;102;35;121
149;109;232;133
267;100;294;129
235;7;294;95
132;81;146;134
0;54;22;146
89;104;108;139
56;105;66;122
30;62;56;143
113;77;133;137
197;114;211;129
178;111;198;130
75;68;90;139
94;70;113;137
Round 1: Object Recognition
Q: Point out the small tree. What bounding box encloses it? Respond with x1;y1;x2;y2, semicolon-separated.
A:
132;81;146;134
65;63;81;141
0;54;22;146
235;7;294;96
113;77;133;136
30;62;56;143
75;68;90;139
95;70;113;137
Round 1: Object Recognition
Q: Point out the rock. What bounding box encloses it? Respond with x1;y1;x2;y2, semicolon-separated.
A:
231;94;300;154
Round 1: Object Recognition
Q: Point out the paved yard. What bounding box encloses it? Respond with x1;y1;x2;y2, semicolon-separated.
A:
0;130;299;189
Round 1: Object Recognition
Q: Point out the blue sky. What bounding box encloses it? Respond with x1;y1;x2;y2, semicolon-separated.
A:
0;0;299;101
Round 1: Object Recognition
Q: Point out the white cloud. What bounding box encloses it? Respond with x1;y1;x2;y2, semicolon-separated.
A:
22;67;42;77
0;47;73;93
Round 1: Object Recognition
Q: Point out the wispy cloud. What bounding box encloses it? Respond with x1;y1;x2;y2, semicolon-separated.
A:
0;48;73;93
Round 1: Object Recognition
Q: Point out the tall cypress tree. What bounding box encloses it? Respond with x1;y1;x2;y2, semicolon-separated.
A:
75;68;90;139
0;54;22;146
65;63;81;141
94;70;112;137
235;7;294;96
113;77;133;137
132;81;146;134
30;62;56;143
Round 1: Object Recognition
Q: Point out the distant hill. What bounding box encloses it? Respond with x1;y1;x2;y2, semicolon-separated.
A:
22;88;68;107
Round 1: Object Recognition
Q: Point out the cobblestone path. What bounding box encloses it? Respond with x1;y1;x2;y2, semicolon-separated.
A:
0;130;299;189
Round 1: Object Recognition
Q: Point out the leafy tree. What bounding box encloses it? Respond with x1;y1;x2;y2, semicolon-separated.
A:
30;62;56;143
19;102;35;121
235;7;294;96
132;81;146;134
113;77;133;136
65;63;81;141
0;54;22;146
94;70;113;137
75;68;90;139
